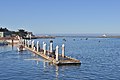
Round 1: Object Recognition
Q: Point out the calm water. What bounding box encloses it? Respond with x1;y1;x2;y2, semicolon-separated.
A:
0;37;120;80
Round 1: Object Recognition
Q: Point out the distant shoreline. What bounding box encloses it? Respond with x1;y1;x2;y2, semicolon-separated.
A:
23;36;55;39
55;35;120;38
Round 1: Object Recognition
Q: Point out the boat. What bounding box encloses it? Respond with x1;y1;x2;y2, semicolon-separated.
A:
17;44;25;51
102;34;107;37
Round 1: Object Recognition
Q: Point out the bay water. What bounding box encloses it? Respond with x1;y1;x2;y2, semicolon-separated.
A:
0;37;120;80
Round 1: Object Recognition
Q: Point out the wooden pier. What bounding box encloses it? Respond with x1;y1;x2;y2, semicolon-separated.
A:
21;39;81;65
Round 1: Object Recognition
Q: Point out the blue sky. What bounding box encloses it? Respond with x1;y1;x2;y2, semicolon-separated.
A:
0;0;120;34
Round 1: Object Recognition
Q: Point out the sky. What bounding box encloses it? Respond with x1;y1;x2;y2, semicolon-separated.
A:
0;0;120;34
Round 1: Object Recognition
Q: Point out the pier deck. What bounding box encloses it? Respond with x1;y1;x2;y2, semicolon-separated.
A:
25;46;81;65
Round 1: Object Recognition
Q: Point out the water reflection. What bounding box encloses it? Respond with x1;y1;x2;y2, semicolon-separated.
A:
36;60;39;65
55;65;59;79
1;37;120;80
42;60;80;80
43;61;46;68
16;47;81;80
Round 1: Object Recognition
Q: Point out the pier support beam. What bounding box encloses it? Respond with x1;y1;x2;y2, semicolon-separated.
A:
56;45;59;61
37;41;39;52
50;40;53;53
43;43;47;55
62;44;65;58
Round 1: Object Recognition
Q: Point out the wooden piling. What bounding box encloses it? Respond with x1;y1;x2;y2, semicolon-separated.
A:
43;43;47;55
37;41;39;52
32;40;34;49
56;45;59;61
62;44;65;58
50;40;53;53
